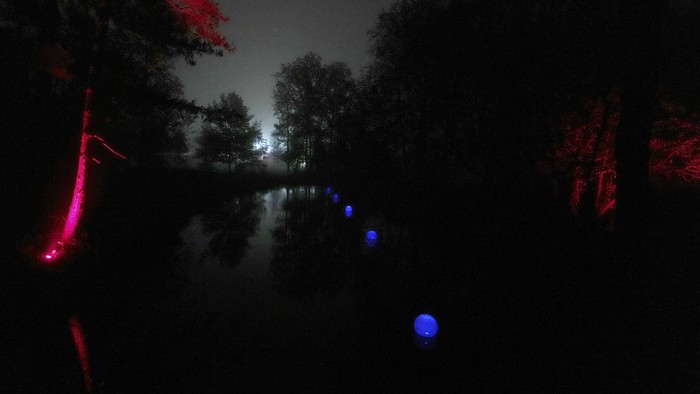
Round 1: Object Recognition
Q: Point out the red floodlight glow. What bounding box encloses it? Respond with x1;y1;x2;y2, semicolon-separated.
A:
555;98;700;220
40;88;126;264
68;317;93;393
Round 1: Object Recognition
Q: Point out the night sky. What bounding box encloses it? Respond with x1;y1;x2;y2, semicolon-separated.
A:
174;0;394;143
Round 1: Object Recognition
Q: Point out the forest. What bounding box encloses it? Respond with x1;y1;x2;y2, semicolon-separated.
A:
3;0;700;391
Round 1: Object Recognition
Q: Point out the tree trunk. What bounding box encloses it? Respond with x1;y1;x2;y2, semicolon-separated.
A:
56;1;109;248
614;0;666;240
614;3;670;388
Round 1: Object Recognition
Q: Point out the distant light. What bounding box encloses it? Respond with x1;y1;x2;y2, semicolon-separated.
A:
326;187;332;195
344;205;353;218
366;230;378;247
414;314;438;338
332;194;339;203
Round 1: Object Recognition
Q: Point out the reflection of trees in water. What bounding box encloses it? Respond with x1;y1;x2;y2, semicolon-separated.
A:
201;193;264;267
271;186;353;301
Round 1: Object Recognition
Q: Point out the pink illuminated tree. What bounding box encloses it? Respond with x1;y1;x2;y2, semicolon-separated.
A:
166;0;234;52
41;0;232;263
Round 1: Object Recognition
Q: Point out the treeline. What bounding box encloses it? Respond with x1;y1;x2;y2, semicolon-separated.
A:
270;0;700;233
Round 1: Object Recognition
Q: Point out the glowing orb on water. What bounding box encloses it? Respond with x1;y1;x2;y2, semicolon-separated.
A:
366;230;378;247
345;205;353;218
414;314;438;338
332;194;339;203
326;187;332;195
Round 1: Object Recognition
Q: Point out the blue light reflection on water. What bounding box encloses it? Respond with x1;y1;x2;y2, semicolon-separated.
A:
413;333;437;351
332;194;339;203
344;205;353;218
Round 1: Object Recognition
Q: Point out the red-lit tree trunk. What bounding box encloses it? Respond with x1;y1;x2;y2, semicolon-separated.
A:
42;0;230;262
42;2;109;262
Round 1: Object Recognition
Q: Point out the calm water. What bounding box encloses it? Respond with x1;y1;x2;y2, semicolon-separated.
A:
157;186;449;391
5;184;503;392
173;187;361;389
8;175;699;391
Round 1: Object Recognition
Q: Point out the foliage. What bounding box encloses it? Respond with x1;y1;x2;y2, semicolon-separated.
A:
555;96;700;220
195;92;263;171
271;52;356;172
1;0;234;174
355;0;700;233
165;0;234;52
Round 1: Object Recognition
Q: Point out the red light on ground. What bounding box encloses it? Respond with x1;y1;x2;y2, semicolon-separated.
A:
68;317;93;392
39;243;63;264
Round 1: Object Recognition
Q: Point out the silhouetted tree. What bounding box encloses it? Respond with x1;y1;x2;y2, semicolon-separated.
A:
614;0;668;238
1;0;233;253
272;52;356;172
196;92;262;171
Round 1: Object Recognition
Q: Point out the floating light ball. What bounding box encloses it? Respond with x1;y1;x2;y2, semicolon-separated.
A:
414;314;438;338
332;194;339;203
345;205;353;218
326;186;332;195
366;230;378;247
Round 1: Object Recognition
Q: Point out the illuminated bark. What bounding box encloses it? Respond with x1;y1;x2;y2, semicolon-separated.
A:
41;0;230;263
555;99;700;225
41;3;110;263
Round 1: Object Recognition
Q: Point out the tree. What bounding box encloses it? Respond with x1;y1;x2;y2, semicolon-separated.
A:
272;52;356;173
272;64;297;173
614;0;668;238
196;92;261;171
0;0;233;261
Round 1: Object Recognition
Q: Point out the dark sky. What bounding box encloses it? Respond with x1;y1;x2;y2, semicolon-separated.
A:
174;0;395;143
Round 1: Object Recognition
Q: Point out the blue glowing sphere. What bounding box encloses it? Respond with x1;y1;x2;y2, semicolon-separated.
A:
344;205;353;218
414;314;438;338
326;187;332;195
365;230;378;247
332;194;339;203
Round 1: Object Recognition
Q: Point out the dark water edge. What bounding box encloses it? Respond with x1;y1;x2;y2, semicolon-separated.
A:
3;168;700;392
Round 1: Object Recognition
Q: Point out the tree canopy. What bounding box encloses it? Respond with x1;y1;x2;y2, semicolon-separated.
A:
271;52;356;173
196;92;263;171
